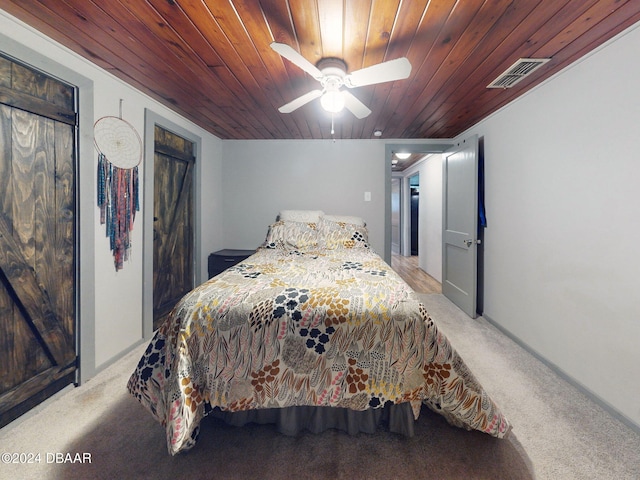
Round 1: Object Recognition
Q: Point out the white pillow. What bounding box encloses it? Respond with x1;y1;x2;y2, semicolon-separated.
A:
323;214;365;226
278;210;325;223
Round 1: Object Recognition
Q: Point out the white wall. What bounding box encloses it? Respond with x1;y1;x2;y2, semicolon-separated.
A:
391;178;400;254
219;139;387;254
457;23;640;427
419;155;443;282
1;11;224;375
198;138;225;283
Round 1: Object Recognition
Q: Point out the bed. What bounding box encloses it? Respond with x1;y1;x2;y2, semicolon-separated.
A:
128;211;511;455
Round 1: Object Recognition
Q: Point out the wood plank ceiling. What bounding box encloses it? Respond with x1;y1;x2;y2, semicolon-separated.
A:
2;0;640;140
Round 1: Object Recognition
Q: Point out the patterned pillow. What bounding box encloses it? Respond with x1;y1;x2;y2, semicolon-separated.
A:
318;218;369;249
263;221;319;250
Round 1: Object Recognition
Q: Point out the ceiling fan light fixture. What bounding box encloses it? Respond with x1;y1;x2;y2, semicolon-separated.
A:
320;90;345;113
270;43;411;119
395;152;411;159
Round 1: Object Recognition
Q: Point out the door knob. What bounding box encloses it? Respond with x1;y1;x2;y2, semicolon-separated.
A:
463;239;482;247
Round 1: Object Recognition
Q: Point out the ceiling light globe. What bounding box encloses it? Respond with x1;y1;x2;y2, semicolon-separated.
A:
321;91;345;113
395;152;411;159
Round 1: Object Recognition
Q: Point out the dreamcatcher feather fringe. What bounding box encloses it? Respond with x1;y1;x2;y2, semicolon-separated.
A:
97;153;140;271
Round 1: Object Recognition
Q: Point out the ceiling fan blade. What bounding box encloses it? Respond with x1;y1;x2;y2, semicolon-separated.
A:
346;57;412;87
278;89;323;113
342;91;371;119
270;42;323;80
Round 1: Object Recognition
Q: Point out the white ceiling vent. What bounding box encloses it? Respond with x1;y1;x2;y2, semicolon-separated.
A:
487;58;550;89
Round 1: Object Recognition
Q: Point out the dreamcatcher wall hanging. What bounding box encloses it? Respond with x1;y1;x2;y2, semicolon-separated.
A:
94;104;141;271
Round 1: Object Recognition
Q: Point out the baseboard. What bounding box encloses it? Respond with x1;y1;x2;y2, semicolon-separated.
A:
90;338;148;381
483;313;640;436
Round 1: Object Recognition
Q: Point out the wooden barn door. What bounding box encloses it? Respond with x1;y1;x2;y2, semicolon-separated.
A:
153;126;194;330
0;54;77;427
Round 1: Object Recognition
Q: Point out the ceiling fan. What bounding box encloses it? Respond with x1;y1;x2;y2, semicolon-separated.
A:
271;42;412;119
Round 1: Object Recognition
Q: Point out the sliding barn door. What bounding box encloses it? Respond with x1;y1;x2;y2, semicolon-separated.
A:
0;54;77;427
153;126;194;330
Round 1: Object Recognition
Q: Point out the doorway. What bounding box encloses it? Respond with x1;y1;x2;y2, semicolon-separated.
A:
384;143;451;264
386;139;484;316
409;174;419;256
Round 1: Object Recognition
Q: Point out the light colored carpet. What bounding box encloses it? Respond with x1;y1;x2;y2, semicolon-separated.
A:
416;294;640;479
1;294;638;479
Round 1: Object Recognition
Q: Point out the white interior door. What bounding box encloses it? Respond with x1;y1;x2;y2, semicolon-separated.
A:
442;135;479;318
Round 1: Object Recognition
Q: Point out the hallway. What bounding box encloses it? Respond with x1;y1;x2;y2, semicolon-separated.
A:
391;255;441;294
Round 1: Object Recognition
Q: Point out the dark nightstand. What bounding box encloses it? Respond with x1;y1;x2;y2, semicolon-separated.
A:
208;249;256;278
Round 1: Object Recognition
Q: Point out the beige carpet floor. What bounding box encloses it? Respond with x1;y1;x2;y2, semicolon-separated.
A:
1;294;638;479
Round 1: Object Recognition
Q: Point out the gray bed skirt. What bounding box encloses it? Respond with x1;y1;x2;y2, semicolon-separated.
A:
208;402;416;437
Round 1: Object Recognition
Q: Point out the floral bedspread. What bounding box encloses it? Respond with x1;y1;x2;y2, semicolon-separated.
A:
128;231;511;455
